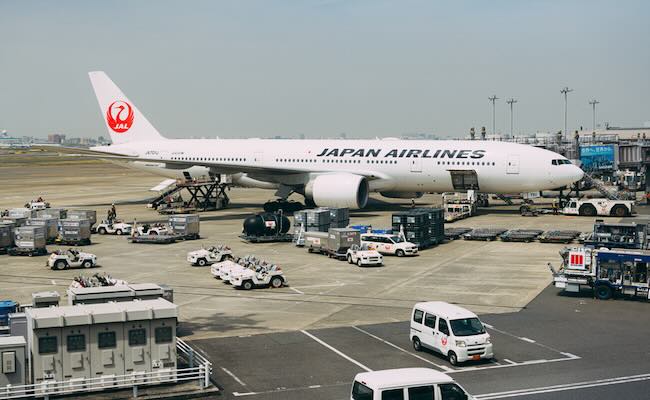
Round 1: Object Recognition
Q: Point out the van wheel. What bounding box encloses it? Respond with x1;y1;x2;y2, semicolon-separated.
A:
357;259;363;267
54;260;67;270
579;204;597;216
347;255;353;264
448;351;458;366
98;227;107;234
412;337;422;352
197;258;207;267
270;276;283;288
610;205;628;217
396;249;405;257
242;280;254;290
116;229;123;235
595;284;613;300
82;260;93;268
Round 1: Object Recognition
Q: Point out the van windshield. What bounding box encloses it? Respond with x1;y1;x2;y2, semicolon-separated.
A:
352;381;373;400
390;235;404;243
450;318;485;336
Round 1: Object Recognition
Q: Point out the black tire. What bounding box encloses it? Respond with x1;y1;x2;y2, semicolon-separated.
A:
610;205;629;217
357;259;363;267
54;260;67;270
270;276;283;288
519;205;530;214
197;258;207;267
242;280;254;290
82;260;93;268
149;231;158;235
412;337;422;352
595;284;613;300
115;229;123;235
98;227;107;234
448;351;459;366
579;204;597;217
347;255;353;264
396;249;405;257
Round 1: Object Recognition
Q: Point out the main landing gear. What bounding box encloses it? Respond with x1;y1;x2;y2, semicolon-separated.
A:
263;199;305;213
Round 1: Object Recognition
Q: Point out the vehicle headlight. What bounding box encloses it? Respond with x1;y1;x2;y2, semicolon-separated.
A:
455;340;466;347
485;336;491;344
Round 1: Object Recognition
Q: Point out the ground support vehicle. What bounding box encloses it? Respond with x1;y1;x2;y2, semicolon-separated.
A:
128;234;178;244
538;230;581;244
94;220;132;235
444;227;473;241
549;247;650;300
7;247;48;256
210;260;242;280
445;203;474;222
562;198;635;217
351;368;472;400
361;233;418;257
47;249;98;270
25;200;50;210
462;228;507;241
137;223;174;236
187;245;233;266
239;233;293;243
500;229;544;242
583;220;648;250
410;301;493;366
230;266;287;290
346;244;383;267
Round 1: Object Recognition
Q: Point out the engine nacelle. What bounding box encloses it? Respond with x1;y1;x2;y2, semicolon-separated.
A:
305;173;369;209
380;191;424;199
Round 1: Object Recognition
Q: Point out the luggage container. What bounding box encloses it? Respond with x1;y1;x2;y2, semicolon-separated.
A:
306;208;331;226
1;217;26;227
0;224;13;252
10;225;47;256
305;231;330;253
168;214;200;239
66;210;97;227
8;208;37;219
326;228;360;258
58;218;92;245
328;207;350;228
37;208;67;220
27;217;59;243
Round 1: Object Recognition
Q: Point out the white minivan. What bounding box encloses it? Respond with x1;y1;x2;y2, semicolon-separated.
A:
410;302;493;366
361;233;418;257
351;368;472;400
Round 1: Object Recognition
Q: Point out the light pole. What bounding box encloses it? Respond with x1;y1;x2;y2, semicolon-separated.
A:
488;95;498;137
506;98;517;137
561;86;573;140
589;99;599;131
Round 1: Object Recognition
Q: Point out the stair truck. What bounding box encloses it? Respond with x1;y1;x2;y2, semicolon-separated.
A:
549;247;650;300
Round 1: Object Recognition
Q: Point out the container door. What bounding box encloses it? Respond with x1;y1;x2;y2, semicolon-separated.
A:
506;154;520;174
124;322;151;374
62;326;91;380
90;323;125;379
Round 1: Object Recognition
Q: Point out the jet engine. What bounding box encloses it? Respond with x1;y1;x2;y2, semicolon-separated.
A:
380;191;424;199
305;173;369;209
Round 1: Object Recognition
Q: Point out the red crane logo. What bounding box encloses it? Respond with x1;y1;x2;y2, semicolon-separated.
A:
106;101;134;133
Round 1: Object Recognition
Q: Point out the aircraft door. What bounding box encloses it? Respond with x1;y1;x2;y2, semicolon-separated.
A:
253;152;264;163
507;154;520;174
410;158;422;173
449;170;479;190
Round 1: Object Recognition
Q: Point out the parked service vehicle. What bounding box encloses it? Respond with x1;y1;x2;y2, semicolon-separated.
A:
562;198;635;217
187;245;233;266
94;220;132;235
26;200;50;210
346;244;383;267
351;368;472;400
136;223;173;235
410;301;493;366
210;259;243;281
47;249;98;270
230;265;287;290
549;247;650;300
361;233;418;257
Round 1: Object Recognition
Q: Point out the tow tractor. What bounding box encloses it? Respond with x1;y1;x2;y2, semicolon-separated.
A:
137;223;173;235
94;220;133;235
346;244;383;267
187;245;233;266
210;259;242;281
561;198;635;217
230;263;287;290
47;249;98;270
549;246;650;300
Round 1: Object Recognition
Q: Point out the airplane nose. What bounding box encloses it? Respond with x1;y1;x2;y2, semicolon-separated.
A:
569;165;584;183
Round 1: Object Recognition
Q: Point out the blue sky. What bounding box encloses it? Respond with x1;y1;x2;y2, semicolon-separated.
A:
1;0;648;139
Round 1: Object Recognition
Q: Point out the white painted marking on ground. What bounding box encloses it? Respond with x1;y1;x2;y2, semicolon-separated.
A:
519;337;536;343
289;287;304;295
352;326;454;372
474;373;650;399
560;351;579;359
447;356;577;374
301;330;372;372
232;392;257;397
221;367;248;388
482;323;493;329
50;280;56;285
308;385;321;389
503;359;517;365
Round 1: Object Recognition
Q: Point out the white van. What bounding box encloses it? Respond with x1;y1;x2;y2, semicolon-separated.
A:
410;302;493;366
351;368;472;400
360;233;418;257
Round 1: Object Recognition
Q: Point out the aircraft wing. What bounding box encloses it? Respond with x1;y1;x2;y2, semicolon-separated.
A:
31;145;389;180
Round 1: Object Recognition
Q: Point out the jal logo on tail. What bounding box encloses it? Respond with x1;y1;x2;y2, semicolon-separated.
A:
106;101;134;133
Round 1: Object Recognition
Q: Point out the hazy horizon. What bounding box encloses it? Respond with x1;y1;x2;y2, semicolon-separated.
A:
1;0;648;139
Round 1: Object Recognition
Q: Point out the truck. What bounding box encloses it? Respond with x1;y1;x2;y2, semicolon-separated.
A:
306;228;361;260
549;247;650;300
187;245;233;266
561;198;635;217
346;244;383;267
442;191;477;222
47;249;98;270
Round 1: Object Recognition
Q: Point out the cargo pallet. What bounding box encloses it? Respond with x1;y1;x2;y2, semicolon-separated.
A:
7;247;48;256
463;228;508;241
444;227;473;240
55;238;92;246
128;234;179;244
239;233;293;243
539;230;581;244
500;229;544;242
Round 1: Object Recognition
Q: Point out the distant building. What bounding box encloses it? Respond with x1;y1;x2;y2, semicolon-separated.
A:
47;134;66;144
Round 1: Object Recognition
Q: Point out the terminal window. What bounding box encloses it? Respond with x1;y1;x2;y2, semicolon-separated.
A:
98;332;117;349
129;329;147;346
38;336;58;355
155;326;173;344
67;334;86;352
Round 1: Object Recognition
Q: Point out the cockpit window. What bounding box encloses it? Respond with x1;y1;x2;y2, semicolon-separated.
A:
552;159;571;165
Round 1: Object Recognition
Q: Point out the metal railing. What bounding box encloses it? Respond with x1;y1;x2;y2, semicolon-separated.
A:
0;338;212;399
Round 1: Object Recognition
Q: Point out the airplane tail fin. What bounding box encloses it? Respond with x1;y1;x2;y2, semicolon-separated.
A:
88;71;165;145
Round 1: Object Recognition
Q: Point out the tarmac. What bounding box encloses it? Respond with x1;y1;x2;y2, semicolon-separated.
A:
2;151;647;399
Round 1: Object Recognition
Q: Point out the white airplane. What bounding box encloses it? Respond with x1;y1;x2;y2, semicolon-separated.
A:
61;71;584;209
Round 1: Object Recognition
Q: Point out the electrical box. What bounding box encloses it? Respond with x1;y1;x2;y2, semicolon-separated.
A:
89;303;126;384
0;336;26;395
26;307;64;394
150;300;177;375
124;302;153;375
61;307;92;383
32;291;61;308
